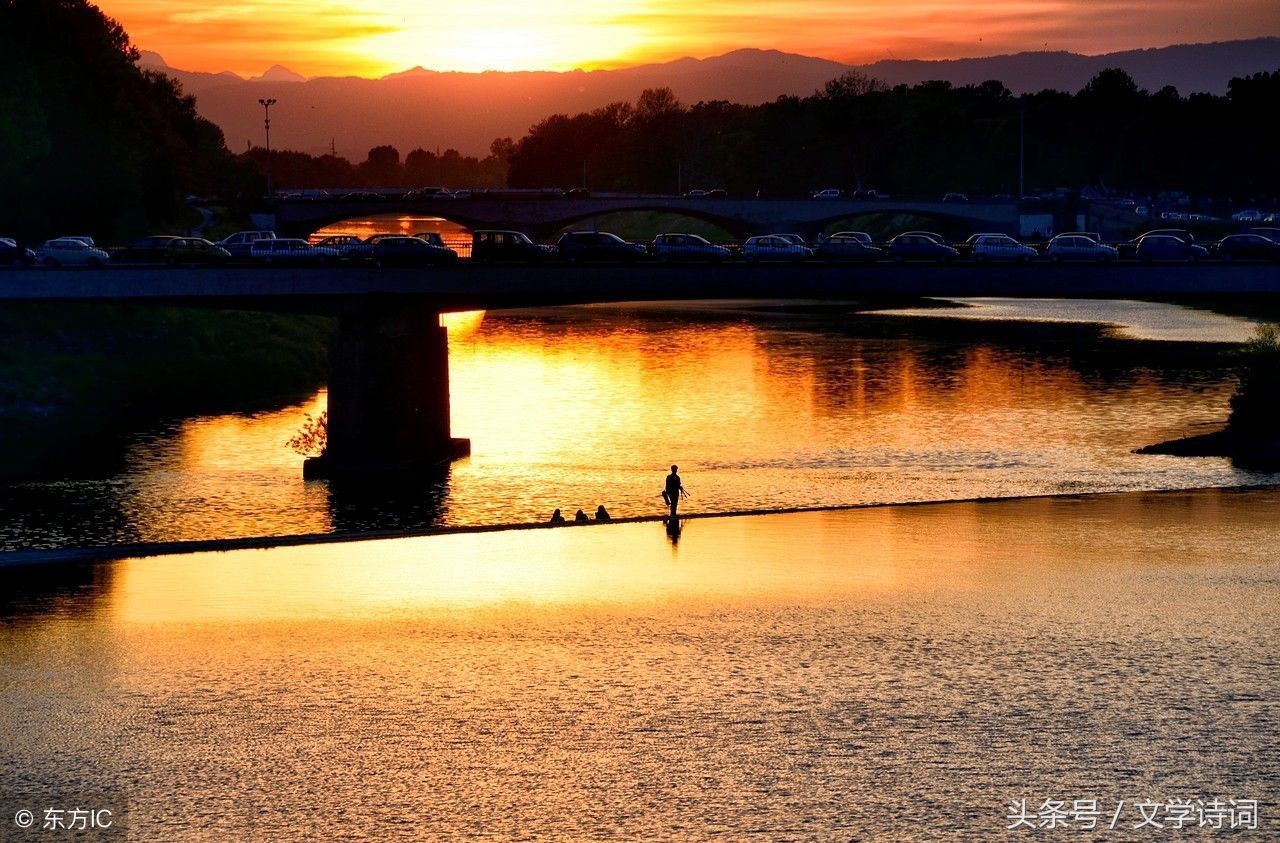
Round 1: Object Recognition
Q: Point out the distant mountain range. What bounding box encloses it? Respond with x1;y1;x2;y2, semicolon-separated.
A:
138;39;1280;160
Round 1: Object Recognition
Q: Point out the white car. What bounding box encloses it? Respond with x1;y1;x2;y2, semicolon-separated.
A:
36;237;110;266
652;233;730;263
968;233;1038;263
249;238;323;265
1043;234;1118;262
827;231;873;244
740;235;813;263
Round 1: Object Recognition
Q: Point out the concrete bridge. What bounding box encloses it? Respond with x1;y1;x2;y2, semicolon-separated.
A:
4;262;1275;476
273;194;1023;239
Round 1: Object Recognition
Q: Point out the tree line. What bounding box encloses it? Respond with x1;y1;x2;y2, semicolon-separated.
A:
239;140;513;192
505;71;1280;204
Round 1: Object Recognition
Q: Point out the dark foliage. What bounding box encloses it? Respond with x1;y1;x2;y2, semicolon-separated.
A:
238;138;513;190
0;0;243;240
505;71;1280;203
1229;323;1280;437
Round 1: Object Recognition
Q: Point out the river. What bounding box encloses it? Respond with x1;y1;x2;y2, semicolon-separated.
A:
2;488;1277;837
0;296;1274;551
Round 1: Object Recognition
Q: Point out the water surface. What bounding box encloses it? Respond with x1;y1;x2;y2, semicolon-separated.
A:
2;300;1275;550
2;489;1276;837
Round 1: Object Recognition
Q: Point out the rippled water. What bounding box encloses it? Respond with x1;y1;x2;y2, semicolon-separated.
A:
2;489;1277;837
1;299;1276;550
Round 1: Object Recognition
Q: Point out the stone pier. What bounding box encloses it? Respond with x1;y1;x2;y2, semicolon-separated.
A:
306;302;470;478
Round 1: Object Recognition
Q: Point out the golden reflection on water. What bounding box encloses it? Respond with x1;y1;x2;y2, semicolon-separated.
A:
4;490;1278;837
3;302;1272;551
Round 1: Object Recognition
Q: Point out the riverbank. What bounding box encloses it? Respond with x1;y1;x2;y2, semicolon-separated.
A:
3;486;1276;837
1139;427;1280;468
0;303;331;478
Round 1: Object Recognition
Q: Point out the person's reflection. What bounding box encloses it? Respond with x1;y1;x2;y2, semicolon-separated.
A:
664;517;686;548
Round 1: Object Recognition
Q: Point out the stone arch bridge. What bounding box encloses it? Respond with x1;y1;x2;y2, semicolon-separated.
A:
273;195;1021;240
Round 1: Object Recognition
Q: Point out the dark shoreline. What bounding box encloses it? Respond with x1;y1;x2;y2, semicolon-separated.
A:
4;484;1278;569
1138;427;1280;468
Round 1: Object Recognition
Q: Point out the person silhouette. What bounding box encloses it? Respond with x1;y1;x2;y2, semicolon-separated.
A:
662;464;688;518
574;509;590;523
549;508;566;524
595;505;611;521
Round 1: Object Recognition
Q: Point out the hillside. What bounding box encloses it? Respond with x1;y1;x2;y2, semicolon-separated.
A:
141;39;1280;159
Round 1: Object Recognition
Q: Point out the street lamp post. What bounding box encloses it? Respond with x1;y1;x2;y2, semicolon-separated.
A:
258;98;277;197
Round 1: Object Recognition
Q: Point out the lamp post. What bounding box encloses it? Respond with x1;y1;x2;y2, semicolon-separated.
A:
258;97;277;197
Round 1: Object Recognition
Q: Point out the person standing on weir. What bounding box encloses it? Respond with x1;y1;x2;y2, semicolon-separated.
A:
662;465;689;518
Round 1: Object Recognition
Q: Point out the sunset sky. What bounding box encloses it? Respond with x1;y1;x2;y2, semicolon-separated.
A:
99;0;1280;78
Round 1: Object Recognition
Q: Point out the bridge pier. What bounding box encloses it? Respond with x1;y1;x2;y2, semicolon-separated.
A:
306;302;470;478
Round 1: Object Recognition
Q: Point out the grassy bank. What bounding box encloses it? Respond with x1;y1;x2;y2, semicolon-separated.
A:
0;304;332;478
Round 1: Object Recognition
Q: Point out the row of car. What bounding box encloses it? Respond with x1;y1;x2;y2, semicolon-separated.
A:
8;227;1280;269
550;229;1280;264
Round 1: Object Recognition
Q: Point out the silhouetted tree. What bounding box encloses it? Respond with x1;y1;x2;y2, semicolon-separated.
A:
0;0;240;240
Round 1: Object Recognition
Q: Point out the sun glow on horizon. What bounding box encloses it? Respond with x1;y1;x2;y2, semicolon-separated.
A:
100;0;1280;78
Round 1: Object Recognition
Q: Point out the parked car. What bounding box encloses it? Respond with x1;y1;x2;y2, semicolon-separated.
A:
942;192;969;202
1135;234;1208;262
165;237;231;265
827;231;873;244
1043;234;1118;262
811;188;842;200
740;235;812;263
555;231;647;263
404;187;451;201
565;188;592;199
887;232;959;263
815;233;881;262
113;235;182;263
35;237;110;266
413;232;458;254
775;233;807;247
371;235;457;267
1;237;36;266
471;230;555;263
219;230;276;259
651;233;730;263
249;238;324;266
1214;234;1280;261
1056;231;1102;242
1247;227;1280;243
313;235;366;262
705;188;728;198
968;233;1038;263
1118;229;1195;258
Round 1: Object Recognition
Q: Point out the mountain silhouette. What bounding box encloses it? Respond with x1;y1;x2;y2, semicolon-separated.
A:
142;39;1280;159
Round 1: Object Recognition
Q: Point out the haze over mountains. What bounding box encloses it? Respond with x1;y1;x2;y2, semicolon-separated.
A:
139;38;1280;160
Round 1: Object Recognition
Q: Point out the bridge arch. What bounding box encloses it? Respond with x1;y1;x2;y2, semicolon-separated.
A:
285;202;753;242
